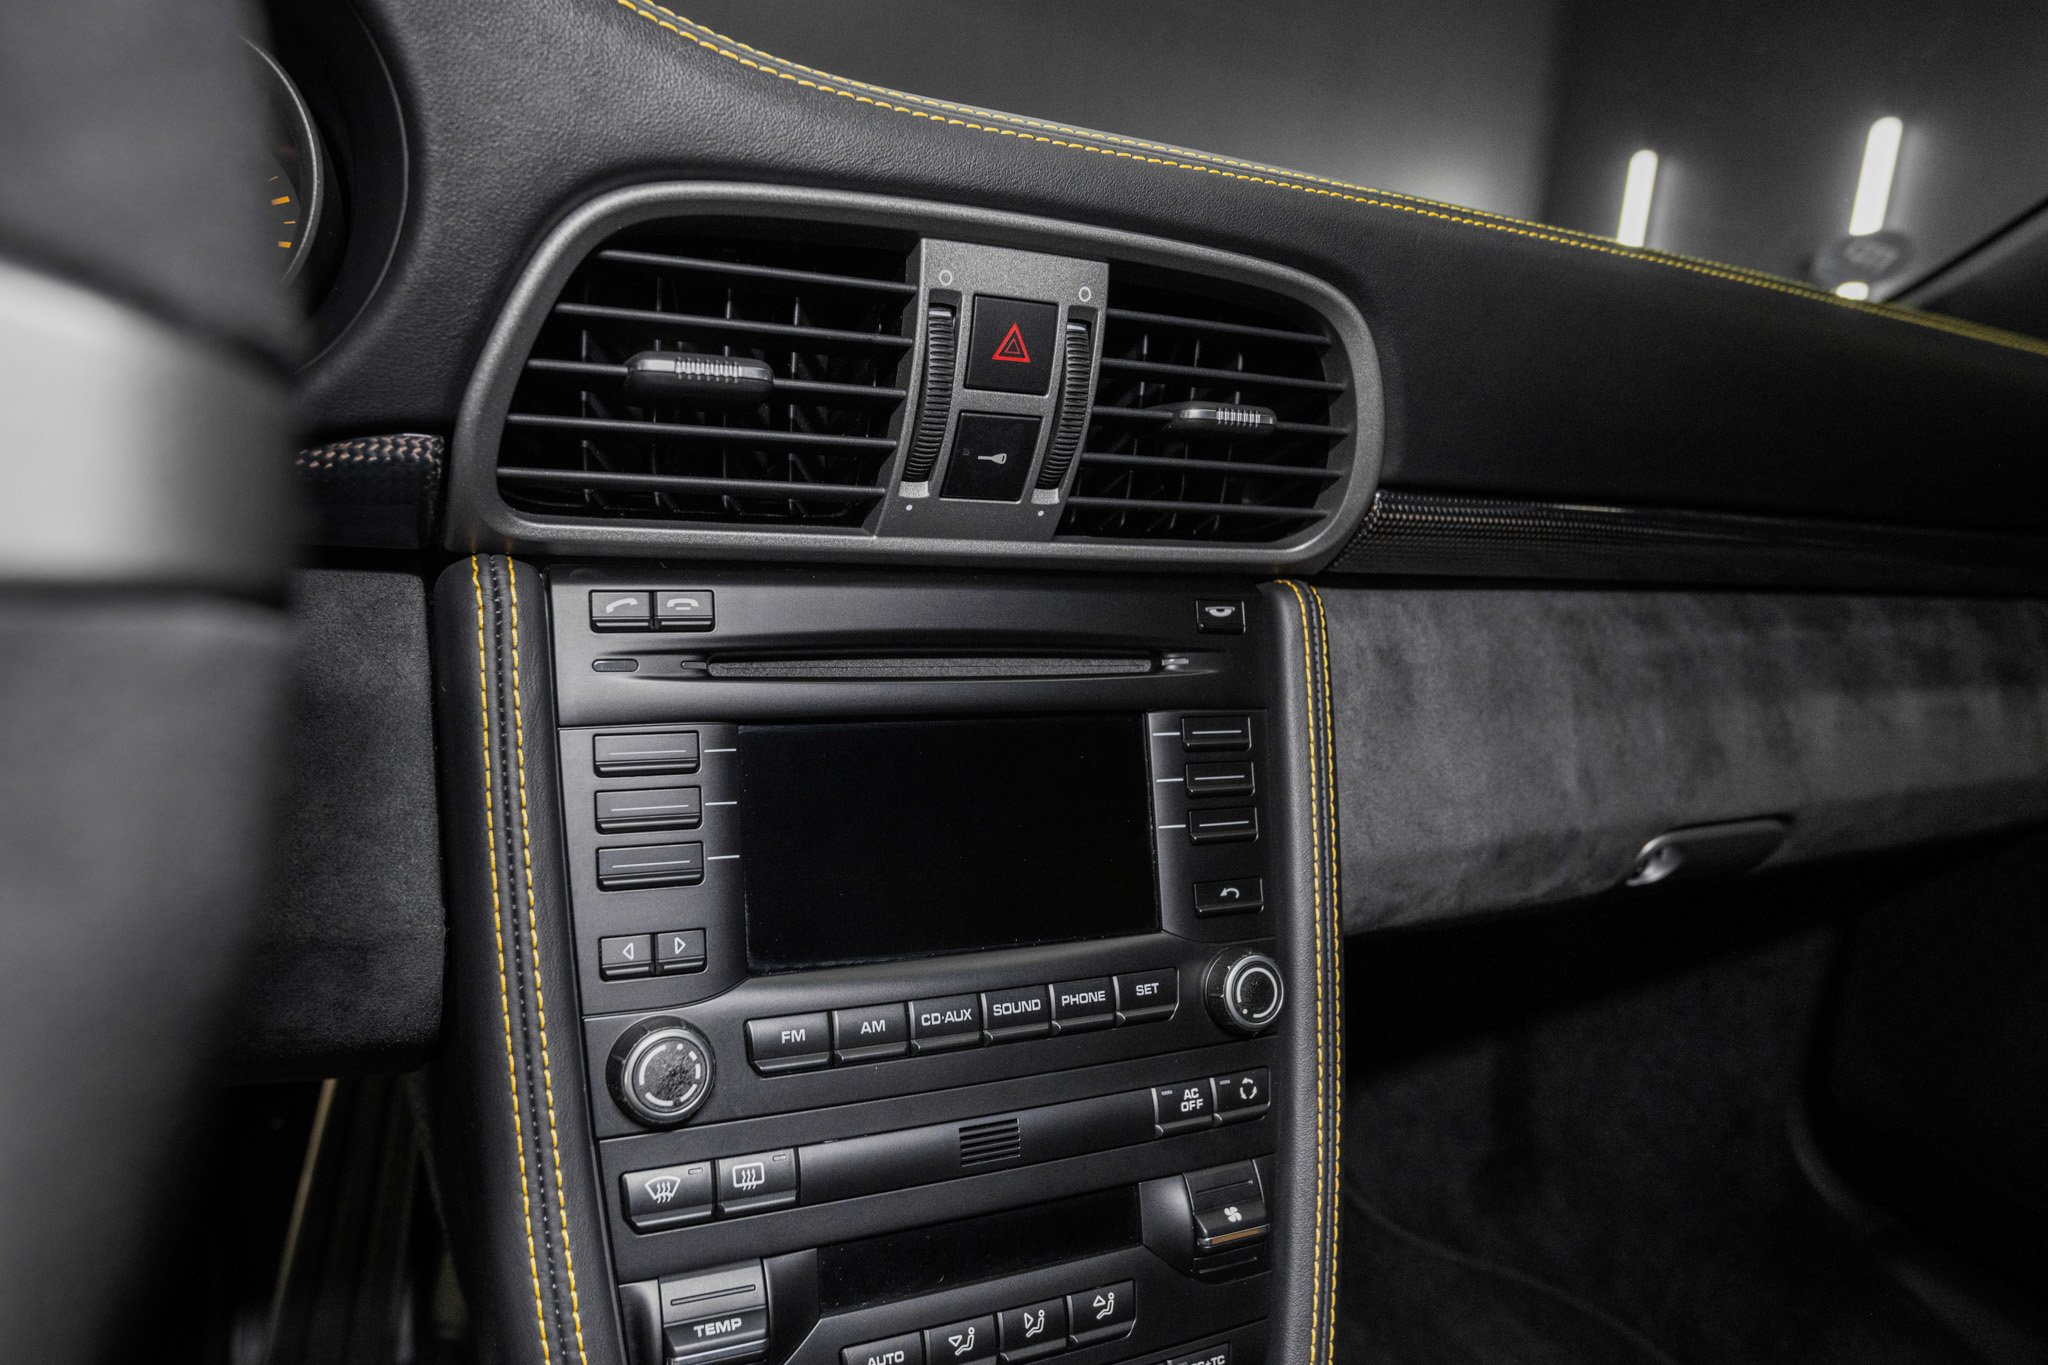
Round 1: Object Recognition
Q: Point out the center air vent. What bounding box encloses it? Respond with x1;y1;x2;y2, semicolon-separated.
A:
1057;267;1352;543
496;223;917;528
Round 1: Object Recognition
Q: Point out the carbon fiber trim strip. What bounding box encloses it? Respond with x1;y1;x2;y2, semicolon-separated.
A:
298;433;445;549
1331;490;2048;594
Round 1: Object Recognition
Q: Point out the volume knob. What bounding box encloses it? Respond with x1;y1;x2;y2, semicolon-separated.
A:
1205;949;1286;1036
607;1017;714;1128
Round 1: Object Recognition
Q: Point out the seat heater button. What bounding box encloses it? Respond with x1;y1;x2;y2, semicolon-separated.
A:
980;985;1051;1042
1153;1078;1217;1136
714;1149;797;1217
620;1160;713;1232
997;1299;1068;1364
843;1333;924;1365
1113;969;1178;1024
909;993;983;1053
1049;977;1114;1034
923;1315;998;1365
1065;1282;1135;1346
746;1013;830;1074
832;1002;909;1062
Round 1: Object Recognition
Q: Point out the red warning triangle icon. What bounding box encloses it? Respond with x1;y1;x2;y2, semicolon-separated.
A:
990;322;1033;364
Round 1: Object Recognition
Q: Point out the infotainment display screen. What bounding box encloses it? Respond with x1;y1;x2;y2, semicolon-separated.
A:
737;715;1156;972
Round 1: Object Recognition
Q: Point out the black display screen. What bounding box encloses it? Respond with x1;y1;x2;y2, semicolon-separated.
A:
738;715;1156;972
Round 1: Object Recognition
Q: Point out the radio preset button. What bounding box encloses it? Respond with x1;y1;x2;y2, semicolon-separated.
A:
620;1160;713;1232
997;1298;1068;1364
593;730;700;776
1153;1078;1218;1136
1065;1282;1136;1346
1185;759;1255;799
1188;808;1258;844
909;993;983;1053
833;1002;910;1062
923;1315;998;1365
595;786;702;833
1180;715;1251;752
1049;977;1114;1034
715;1148;797;1217
843;1333;924;1365
980;985;1051;1042
1113;969;1178;1024
746;1013;831;1074
597;842;706;890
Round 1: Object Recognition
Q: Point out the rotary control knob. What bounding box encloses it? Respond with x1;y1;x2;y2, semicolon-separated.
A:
1205;948;1286;1036
607;1017;714;1128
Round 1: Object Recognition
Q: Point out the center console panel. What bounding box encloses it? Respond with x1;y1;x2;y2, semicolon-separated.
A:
435;559;1334;1365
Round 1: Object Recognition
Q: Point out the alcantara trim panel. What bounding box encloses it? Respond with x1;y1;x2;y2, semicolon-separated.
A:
1331;490;2048;594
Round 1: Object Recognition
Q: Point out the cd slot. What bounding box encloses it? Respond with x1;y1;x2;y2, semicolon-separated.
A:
705;656;1155;680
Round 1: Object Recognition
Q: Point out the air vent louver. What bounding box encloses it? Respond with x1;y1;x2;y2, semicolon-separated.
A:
1058;268;1350;543
958;1117;1023;1167
497;224;916;527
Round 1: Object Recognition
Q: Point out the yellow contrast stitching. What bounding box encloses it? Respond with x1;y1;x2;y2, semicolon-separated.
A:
607;0;2048;363
471;557;554;1365
627;0;1809;289
506;569;592;1365
1277;579;1326;1363
1309;584;1341;1365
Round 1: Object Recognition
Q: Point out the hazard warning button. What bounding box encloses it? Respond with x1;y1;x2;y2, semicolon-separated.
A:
964;296;1058;395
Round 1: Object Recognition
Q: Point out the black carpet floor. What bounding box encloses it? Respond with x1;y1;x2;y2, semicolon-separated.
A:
1336;868;1984;1365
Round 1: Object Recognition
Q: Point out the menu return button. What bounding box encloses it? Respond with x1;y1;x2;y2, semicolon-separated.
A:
980;985;1051;1043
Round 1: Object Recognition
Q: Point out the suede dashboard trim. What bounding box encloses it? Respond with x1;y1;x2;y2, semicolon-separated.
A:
605;1;2048;364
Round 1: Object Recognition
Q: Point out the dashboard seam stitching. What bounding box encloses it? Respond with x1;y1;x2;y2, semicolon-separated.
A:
508;564;595;1365
471;555;556;1365
1277;578;1329;1364
1309;584;1341;1365
605;1;2048;363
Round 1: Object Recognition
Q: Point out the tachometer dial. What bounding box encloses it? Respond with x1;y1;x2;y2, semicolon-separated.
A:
250;43;326;282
